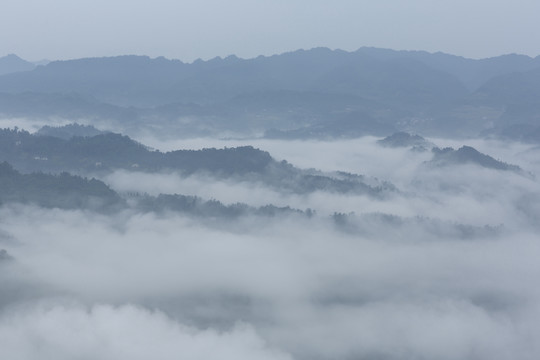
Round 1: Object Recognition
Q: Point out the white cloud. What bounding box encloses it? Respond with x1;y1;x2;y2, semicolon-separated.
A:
1;136;540;359
0;302;291;360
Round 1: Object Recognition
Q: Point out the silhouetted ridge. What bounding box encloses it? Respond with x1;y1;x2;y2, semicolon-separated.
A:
36;123;108;139
429;146;520;171
378;132;434;149
0;161;122;210
2;48;540;137
0;54;36;76
137;193;308;218
0;128;390;195
0;160;315;218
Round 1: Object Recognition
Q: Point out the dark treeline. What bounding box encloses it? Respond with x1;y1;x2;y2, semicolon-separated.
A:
0;160;314;218
0;161;122;211
0;128;392;196
428;146;522;171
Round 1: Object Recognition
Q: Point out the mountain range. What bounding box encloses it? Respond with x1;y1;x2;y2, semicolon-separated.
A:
1;47;540;139
0;127;392;196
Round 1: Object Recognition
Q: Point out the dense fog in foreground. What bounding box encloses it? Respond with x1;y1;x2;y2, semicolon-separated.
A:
1;129;540;360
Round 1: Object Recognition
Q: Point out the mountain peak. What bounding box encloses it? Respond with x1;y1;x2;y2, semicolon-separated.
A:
0;53;36;75
378;132;434;149
429;145;521;171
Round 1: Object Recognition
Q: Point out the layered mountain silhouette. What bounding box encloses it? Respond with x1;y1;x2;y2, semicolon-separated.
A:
0;127;392;196
0;54;35;76
428;146;521;171
0;160;312;218
1;47;540;138
0;161;121;210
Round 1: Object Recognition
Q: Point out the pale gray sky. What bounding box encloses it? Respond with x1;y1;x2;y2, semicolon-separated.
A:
1;0;539;62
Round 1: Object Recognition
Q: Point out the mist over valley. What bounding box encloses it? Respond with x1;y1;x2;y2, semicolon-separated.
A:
1;47;540;360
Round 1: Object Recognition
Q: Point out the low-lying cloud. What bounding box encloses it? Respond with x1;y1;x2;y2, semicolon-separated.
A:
1;136;540;359
0;302;291;360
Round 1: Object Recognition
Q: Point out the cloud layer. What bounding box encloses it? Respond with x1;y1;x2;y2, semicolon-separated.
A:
1;136;540;359
0;303;290;360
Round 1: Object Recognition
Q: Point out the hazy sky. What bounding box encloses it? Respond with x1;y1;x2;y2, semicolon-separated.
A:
2;0;539;62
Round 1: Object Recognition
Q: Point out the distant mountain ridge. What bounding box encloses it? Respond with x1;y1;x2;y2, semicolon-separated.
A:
0;49;469;107
2;47;540;138
3;47;539;104
354;48;540;91
0;54;36;76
